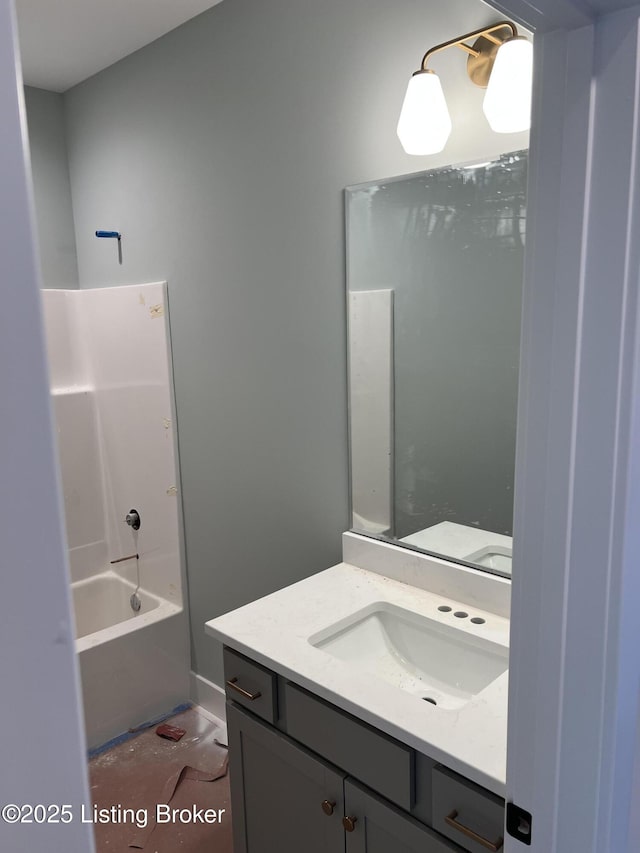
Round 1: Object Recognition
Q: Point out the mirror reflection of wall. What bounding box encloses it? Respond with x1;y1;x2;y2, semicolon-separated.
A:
347;150;527;578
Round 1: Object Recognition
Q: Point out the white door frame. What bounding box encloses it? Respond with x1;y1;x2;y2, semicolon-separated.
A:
493;1;640;851
0;1;95;850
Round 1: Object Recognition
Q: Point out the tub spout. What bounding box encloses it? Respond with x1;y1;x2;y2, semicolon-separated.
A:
125;509;141;530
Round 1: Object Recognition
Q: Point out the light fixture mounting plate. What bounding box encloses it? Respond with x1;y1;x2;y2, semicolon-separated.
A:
467;30;510;88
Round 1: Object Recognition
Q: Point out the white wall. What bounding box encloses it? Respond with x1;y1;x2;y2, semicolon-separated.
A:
80;282;184;602
0;0;93;848
41;283;185;605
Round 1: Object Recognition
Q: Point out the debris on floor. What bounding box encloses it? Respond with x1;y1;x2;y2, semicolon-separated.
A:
155;723;187;741
214;722;228;749
89;706;232;853
129;756;229;849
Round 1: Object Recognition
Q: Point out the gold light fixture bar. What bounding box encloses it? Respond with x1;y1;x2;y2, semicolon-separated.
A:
421;21;518;88
396;18;532;155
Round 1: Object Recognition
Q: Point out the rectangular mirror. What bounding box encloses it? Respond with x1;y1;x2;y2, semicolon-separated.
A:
346;150;527;578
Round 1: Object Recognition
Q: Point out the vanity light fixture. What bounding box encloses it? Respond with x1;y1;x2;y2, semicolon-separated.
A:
397;21;533;155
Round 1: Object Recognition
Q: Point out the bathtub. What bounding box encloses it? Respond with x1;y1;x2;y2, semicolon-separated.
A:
72;571;190;750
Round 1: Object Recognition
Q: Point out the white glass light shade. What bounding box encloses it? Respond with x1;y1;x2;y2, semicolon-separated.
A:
397;70;452;155
483;37;533;133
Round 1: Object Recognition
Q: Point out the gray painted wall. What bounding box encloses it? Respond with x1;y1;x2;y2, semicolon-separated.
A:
24;87;78;288
61;0;529;686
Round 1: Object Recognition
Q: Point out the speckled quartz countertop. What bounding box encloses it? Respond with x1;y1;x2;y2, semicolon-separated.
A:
205;561;509;797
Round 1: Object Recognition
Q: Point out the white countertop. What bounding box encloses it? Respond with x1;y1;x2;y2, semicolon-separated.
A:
205;561;509;797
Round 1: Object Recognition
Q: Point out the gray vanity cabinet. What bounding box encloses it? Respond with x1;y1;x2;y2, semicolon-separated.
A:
227;702;346;853
343;779;463;853
224;647;503;853
228;703;461;853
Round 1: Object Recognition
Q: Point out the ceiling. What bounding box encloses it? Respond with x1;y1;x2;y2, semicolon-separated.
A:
15;0;224;92
16;0;639;94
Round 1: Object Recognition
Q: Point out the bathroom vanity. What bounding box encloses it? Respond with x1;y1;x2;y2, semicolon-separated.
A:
205;151;523;852
206;541;511;853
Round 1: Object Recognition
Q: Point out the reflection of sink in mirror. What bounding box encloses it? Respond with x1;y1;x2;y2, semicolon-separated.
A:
465;546;512;573
401;522;513;577
309;602;508;710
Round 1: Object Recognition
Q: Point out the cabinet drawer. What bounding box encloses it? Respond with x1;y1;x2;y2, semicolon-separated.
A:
283;682;414;811
432;766;505;853
223;647;277;724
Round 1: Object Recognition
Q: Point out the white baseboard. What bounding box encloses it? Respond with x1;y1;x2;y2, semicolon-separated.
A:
190;670;226;723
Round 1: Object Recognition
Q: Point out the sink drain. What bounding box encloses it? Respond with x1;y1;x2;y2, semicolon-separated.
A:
422;697;437;705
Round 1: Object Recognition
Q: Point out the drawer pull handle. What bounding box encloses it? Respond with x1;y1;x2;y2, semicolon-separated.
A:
342;816;357;832
321;800;336;816
226;677;262;701
445;810;503;852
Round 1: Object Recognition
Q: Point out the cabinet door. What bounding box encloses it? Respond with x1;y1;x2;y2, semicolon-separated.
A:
344;779;464;853
227;702;346;853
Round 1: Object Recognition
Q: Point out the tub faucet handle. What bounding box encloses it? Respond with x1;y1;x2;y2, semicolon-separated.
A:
125;509;141;531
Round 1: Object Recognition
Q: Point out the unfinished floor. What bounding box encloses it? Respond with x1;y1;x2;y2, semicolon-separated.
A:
89;706;232;852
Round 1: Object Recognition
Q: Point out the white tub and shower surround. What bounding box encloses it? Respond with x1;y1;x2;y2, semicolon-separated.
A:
42;282;190;749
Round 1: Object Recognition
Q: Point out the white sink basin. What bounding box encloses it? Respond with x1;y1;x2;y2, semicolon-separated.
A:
465;545;513;573
309;602;508;710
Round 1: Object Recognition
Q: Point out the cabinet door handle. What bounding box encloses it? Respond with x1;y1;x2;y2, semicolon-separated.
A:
226;677;262;701
321;800;336;816
342;816;358;832
445;810;503;852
